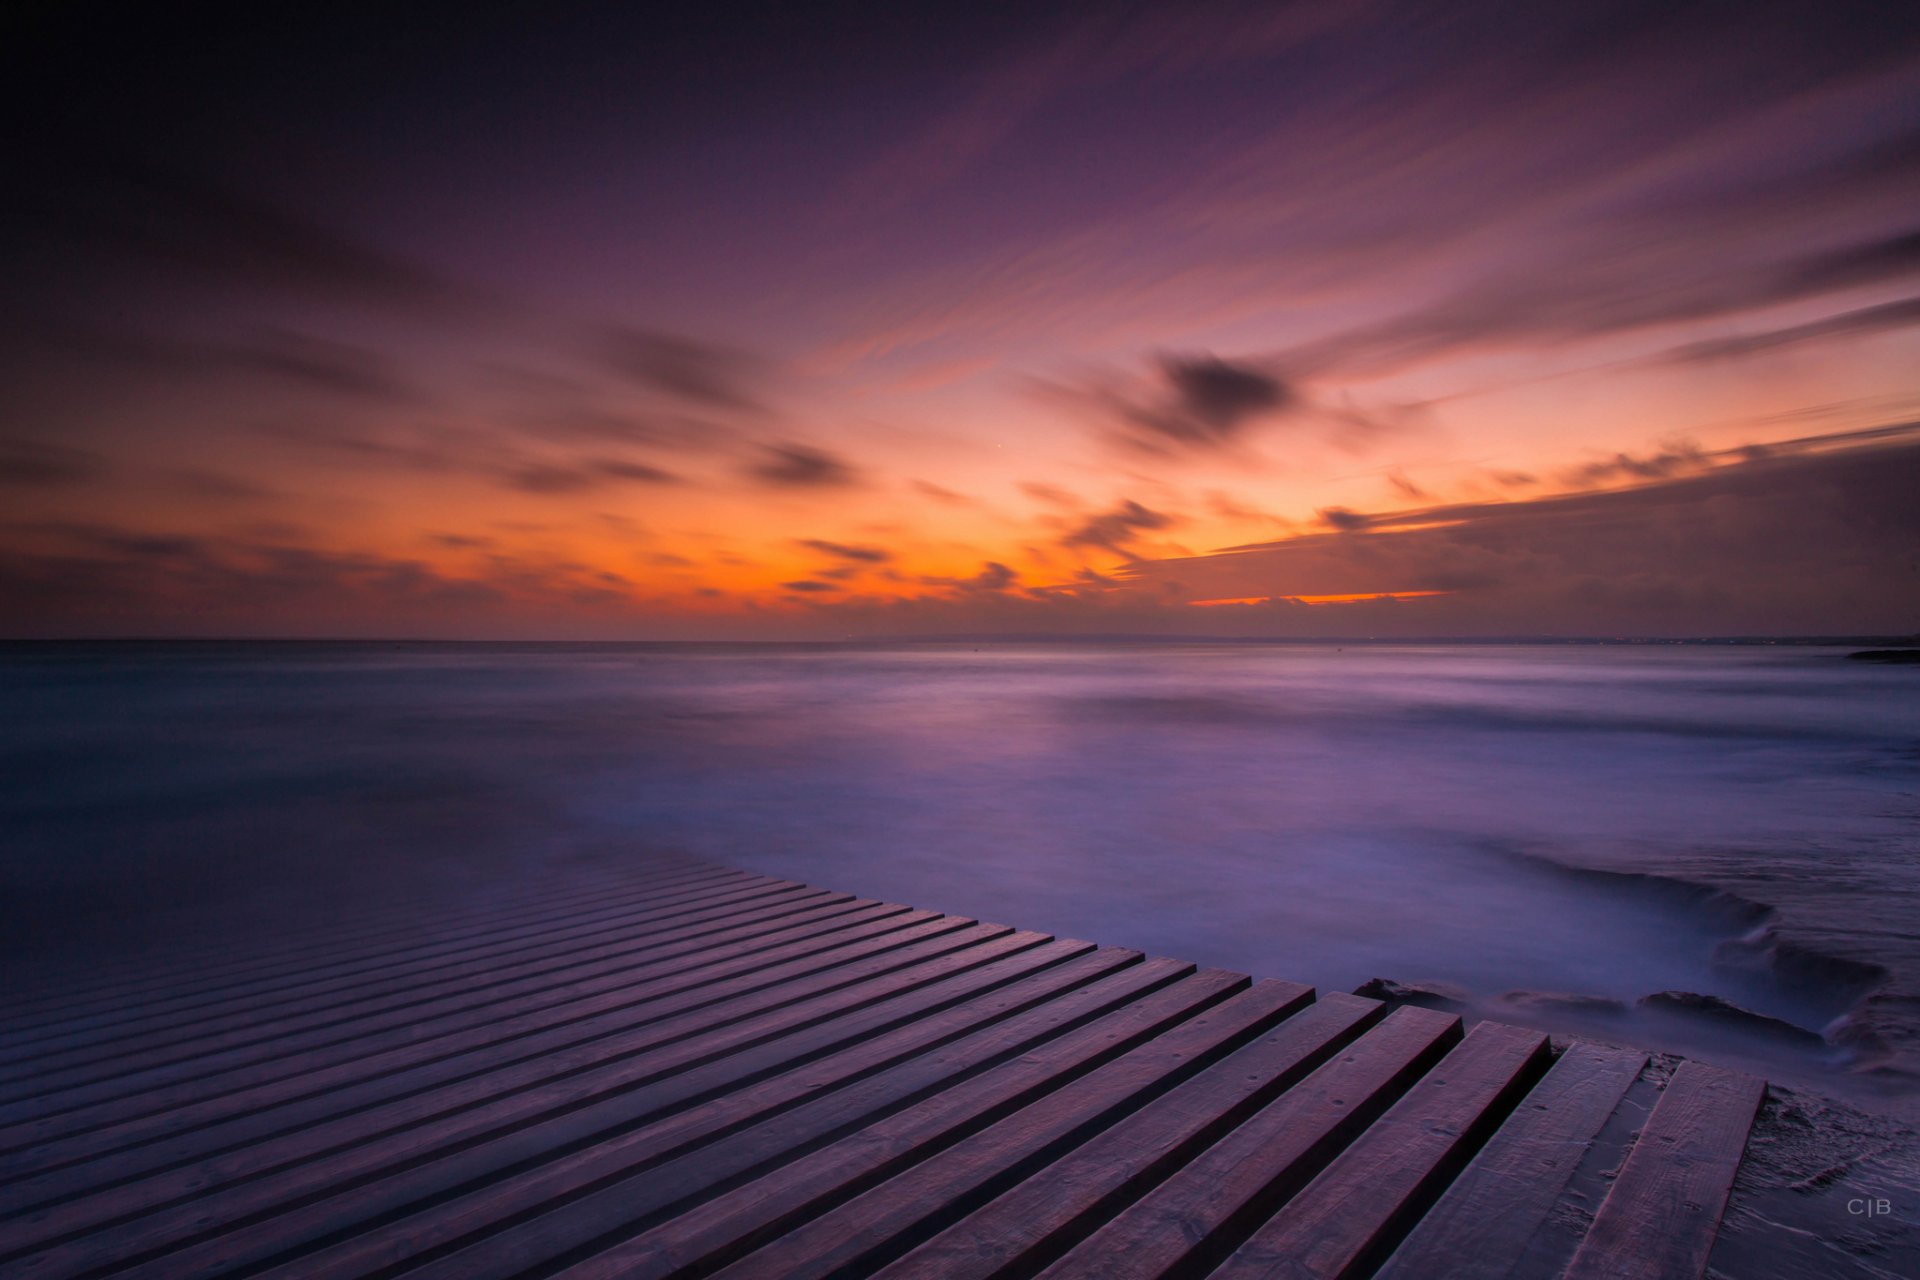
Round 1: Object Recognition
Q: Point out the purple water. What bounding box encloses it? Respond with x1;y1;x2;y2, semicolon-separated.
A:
5;641;1916;1104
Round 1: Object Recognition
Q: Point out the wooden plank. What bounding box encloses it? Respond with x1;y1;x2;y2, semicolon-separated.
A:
879;992;1385;1279
1210;1020;1553;1280
0;902;942;1188
244;951;1187;1280
0;865;758;1046
0;875;806;1090
0;871;797;1089
691;978;1316;1280
0;896;899;1140
0;916;1010;1232
7;930;1080;1278
1037;1004;1463;1280
1375;1041;1647;1280
1560;1060;1765;1280
535;969;1260;1280
0;882;843;1116
0;859;730;1025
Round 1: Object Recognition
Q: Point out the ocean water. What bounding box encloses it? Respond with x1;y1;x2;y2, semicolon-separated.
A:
4;641;1916;1103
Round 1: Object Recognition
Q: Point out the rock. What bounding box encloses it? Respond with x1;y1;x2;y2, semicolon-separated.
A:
1637;991;1827;1047
1496;989;1629;1017
1354;977;1472;1011
1845;649;1920;664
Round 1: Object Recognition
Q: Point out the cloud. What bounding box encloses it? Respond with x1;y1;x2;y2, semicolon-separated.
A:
1656;296;1920;364
598;327;767;412
502;458;678;494
0;521;684;635
745;442;861;488
0;438;106;488
781;579;838;593
4;149;477;314
1101;354;1294;454
1119;422;1920;635
264;420;679;495
972;561;1018;590
1316;506;1371;531
911;480;974;505
1062;499;1176;557
222;330;421;402
919;560;1022;594
1021;482;1081;507
796;539;892;563
1281;226;1920;380
1561;442;1707;487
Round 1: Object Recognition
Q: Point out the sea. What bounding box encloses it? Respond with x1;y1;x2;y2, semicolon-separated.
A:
4;640;1916;1105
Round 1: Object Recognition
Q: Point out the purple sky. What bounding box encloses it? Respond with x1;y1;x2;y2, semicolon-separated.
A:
3;1;1918;637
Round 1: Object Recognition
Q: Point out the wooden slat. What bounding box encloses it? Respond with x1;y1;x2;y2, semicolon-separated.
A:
248;951;1188;1280
541;971;1261;1280
696;979;1316;1279
0;858;728;1025
0;902;944;1191
0;864;757;1047
1375;1041;1647;1280
1561;1061;1765;1280
0;881;836;1116
1035;1004;1462;1280
1;893;895;1157
0;875;806;1090
6;930;1080;1278
1211;1020;1552;1280
879;991;1387;1278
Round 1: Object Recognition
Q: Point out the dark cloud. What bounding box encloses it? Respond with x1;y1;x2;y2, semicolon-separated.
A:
0;521;676;634
0;438;107;488
503;457;678;494
972;561;1017;590
796;539;892;563
1317;507;1372;532
167;469;277;502
746;442;861;488
1561;442;1707;486
910;480;973;505
1385;472;1428;501
265;420;678;495
1127;424;1920;636
1062;499;1176;557
1161;356;1289;435
1657;296;1920;364
1785;229;1920;296
919;560;1022;594
3;150;476;314
36;323;424;405
1020;482;1080;507
781;579;838;593
509;407;734;454
598;328;767;412
593;459;678;484
1109;354;1293;453
222;331;420;402
1283;226;1920;380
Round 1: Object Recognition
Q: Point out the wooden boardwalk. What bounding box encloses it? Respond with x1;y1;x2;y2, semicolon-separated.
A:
0;854;1766;1279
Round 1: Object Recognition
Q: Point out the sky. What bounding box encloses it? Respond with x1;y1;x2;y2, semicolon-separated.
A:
3;0;1918;639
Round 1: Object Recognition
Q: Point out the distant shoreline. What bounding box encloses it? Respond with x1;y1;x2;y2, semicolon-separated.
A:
4;634;1918;649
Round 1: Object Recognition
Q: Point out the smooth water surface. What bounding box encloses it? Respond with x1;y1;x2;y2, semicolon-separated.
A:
4;641;1916;1099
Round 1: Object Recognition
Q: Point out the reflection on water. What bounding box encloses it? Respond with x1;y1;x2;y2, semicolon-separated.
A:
3;641;1916;1102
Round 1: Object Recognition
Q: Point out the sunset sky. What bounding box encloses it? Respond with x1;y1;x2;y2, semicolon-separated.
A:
4;0;1918;638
